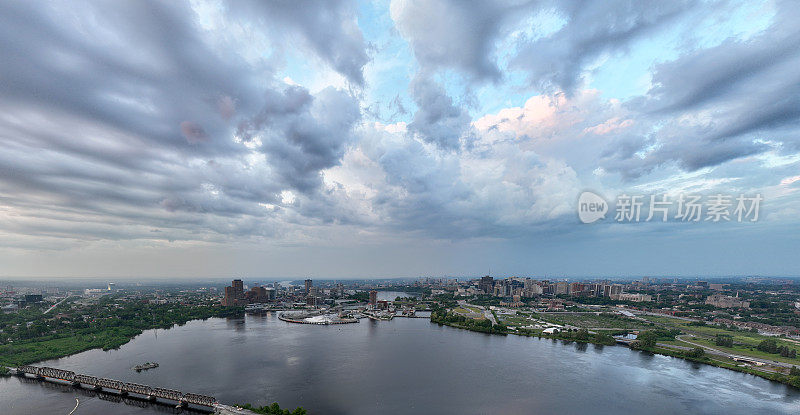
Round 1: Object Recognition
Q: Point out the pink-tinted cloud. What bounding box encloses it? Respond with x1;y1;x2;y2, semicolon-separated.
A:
218;96;236;120
583;117;634;135
180;121;208;144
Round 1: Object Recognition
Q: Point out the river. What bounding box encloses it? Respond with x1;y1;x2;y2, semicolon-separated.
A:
2;299;799;414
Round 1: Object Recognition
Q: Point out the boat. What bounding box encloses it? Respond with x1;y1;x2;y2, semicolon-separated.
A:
133;362;159;371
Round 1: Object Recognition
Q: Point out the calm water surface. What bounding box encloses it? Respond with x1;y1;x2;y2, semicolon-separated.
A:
2;299;799;414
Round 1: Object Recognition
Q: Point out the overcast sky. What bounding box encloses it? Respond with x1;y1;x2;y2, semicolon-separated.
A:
1;0;798;279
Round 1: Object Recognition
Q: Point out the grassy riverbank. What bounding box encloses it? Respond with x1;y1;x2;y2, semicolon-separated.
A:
430;309;508;334
430;308;800;389
236;403;307;415
646;345;800;388
0;299;243;368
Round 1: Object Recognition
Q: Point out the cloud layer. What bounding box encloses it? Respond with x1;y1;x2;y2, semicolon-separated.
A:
0;0;798;277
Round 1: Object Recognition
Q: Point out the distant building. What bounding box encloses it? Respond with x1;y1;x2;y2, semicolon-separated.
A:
709;283;726;291
706;294;749;309
305;279;313;295
369;290;378;306
306;294;318;306
245;286;268;303
611;293;653;302
555;282;568;295
568;283;585;296
221;279;245;306
107;282;116;291
610;284;624;296
24;294;43;303
479;276;494;294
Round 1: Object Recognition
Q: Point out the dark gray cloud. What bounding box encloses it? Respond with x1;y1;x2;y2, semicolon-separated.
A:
599;0;800;177
226;0;370;85
511;0;694;94
0;0;365;245
392;0;695;95
1;0;798;259
240;85;362;192
391;0;535;82
407;75;473;150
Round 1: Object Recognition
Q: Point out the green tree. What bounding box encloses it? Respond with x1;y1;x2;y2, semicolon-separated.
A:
685;347;705;359
714;335;733;348
757;339;778;354
634;331;657;349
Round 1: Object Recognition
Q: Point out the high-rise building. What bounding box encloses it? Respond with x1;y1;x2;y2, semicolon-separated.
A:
479;276;494;294
232;279;244;293
609;284;624;297
305;279;313;295
555;281;569;295
369;290;378;305
222;279;245;306
107;282;116;291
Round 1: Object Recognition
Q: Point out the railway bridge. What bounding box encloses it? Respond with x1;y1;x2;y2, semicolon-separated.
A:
14;365;217;408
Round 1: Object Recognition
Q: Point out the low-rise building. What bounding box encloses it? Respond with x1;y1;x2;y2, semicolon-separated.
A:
705;294;749;308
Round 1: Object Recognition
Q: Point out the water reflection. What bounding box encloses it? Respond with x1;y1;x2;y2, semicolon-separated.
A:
2;315;799;415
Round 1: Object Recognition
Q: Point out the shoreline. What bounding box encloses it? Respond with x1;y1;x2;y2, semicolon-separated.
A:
0;308;244;371
430;316;800;390
5;311;798;394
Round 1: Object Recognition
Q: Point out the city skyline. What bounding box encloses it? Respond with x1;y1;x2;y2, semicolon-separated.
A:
1;0;799;279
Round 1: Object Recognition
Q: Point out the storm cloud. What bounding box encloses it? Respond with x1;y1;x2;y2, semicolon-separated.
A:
0;0;798;278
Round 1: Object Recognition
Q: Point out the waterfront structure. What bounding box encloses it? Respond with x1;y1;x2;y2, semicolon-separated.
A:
369;290;378;306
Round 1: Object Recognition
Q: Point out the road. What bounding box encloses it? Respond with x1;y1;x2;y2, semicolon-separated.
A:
456;301;498;325
43;296;71;315
484;309;497;325
675;334;794;369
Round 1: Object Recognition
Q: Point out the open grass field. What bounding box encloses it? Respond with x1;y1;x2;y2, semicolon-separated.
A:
538;313;652;330
452;305;485;319
641;314;800;365
498;314;538;326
